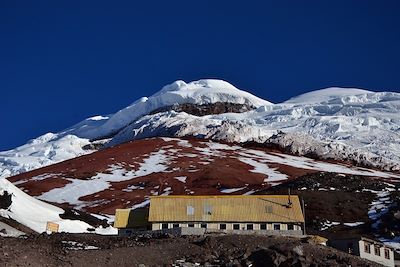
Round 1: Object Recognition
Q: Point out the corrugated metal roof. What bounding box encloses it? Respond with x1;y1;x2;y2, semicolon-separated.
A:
114;208;149;228
148;195;304;223
114;209;130;228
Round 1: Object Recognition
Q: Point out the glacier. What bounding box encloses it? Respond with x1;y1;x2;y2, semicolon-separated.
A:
108;88;400;170
1;80;400;179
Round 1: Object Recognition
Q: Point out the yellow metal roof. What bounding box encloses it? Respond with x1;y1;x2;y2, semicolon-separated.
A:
148;195;304;223
114;208;149;228
114;209;130;228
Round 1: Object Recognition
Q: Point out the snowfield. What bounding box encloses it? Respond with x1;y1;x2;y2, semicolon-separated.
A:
37;149;171;208
20;138;399;213
1;80;400;179
0;178;116;234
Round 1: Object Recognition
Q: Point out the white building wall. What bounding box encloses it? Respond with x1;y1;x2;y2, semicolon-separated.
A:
151;222;302;232
359;240;395;267
152;223;160;230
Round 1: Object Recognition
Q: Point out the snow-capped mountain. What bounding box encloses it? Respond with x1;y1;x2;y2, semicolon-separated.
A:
61;79;272;140
0;79;271;178
1;80;400;179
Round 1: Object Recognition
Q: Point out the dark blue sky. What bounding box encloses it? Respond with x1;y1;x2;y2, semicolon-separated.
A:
1;1;400;150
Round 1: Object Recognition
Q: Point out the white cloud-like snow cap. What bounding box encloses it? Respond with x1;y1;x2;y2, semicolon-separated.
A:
66;79;272;139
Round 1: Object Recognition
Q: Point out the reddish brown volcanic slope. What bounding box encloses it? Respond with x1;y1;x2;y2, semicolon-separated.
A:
7;138;399;215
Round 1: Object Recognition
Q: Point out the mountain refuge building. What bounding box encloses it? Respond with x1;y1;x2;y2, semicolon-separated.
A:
114;195;305;236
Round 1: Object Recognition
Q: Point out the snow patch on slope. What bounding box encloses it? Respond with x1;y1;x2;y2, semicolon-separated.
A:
0;178;116;234
266;132;400;171
238;148;400;179
37;150;171;207
238;157;288;184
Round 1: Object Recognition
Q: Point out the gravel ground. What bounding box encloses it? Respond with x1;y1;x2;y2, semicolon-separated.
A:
0;233;380;267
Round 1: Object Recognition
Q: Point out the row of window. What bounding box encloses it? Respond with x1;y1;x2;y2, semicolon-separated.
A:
161;223;295;231
364;243;391;259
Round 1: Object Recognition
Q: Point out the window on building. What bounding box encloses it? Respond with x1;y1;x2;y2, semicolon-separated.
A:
260;223;267;230
219;223;226;230
384;248;390;259
247;224;254;230
274;224;280;230
287;224;294;230
204;204;212;215
162;223;168;229
266;205;273;213
187;205;194;215
188;223;194;228
173;223;179;228
364;243;371;254
374;245;380;256
233;224;240;230
201;223;207;229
